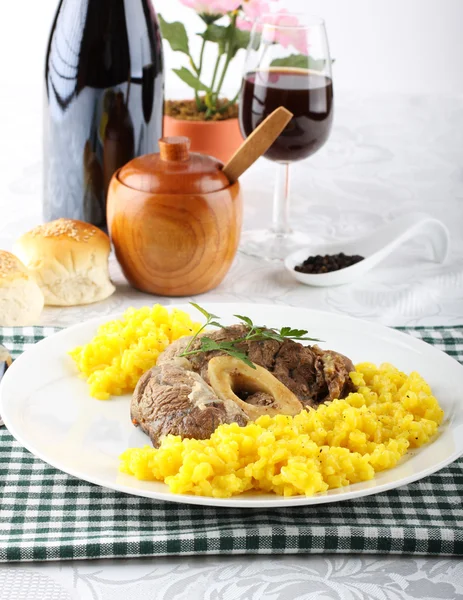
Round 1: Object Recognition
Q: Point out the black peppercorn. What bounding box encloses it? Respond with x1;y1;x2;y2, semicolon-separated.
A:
295;252;364;274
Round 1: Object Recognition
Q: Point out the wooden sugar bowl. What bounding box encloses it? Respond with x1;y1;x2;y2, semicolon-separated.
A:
107;137;242;296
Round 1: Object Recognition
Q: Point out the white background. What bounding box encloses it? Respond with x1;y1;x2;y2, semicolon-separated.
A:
156;0;463;97
1;0;463;101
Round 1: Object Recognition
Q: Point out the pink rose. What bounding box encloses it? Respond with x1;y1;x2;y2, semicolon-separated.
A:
180;0;241;16
261;11;309;55
236;17;252;32
237;0;271;31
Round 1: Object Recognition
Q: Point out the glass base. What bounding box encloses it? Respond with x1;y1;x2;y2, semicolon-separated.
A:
238;229;311;261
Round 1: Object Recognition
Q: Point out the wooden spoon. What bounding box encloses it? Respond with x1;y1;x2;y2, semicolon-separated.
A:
222;106;293;183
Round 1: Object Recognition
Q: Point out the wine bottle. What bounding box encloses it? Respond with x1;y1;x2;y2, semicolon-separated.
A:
43;0;164;228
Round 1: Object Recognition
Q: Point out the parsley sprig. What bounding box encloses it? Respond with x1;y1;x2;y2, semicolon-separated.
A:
180;303;320;369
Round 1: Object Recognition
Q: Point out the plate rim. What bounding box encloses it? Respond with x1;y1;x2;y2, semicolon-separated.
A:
1;303;462;508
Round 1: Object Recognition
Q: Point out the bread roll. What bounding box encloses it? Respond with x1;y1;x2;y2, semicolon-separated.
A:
14;219;115;306
0;251;44;326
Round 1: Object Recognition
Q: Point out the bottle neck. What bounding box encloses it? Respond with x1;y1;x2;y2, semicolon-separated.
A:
46;0;161;107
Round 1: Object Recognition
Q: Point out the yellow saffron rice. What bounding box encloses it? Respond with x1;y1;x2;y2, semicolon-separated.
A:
69;305;201;400
119;363;444;497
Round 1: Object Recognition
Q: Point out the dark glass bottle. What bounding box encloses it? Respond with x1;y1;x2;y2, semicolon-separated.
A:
44;0;164;227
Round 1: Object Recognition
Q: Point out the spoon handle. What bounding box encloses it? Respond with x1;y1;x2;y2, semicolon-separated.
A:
222;107;293;183
357;214;450;266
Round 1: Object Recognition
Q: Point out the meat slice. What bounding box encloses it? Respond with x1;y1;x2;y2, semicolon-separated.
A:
157;324;357;408
157;336;192;365
131;363;248;447
313;347;357;402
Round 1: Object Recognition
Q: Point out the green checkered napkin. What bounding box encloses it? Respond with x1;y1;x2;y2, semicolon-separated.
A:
1;326;462;562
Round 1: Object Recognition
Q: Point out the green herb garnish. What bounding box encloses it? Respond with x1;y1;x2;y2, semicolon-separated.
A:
180;303;320;369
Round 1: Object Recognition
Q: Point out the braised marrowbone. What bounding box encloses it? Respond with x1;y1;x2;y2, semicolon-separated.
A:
207;355;303;420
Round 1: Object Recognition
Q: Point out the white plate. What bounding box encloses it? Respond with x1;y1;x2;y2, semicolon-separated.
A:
1;304;463;508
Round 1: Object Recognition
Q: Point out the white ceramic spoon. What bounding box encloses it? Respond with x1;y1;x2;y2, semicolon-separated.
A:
284;214;450;288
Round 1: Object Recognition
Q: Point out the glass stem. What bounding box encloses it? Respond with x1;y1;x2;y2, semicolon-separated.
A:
272;162;291;236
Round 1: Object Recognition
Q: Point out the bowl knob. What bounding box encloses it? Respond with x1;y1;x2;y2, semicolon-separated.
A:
159;137;190;162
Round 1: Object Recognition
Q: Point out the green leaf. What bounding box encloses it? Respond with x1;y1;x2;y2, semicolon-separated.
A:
224;348;256;369
270;54;328;71
198;338;256;369
209;341;231;351
259;326;321;343
189;302;219;321
260;331;285;342
200;13;222;26
201;24;228;55
158;15;190;56
200;24;250;58
173;67;211;92
231;28;251;56
201;24;228;44
234;314;254;328
197;337;221;353
280;327;309;338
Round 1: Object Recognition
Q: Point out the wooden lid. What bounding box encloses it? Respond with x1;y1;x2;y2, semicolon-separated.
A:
117;137;230;194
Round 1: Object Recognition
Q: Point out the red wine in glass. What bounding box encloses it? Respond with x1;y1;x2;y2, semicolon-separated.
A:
240;68;333;163
238;14;333;261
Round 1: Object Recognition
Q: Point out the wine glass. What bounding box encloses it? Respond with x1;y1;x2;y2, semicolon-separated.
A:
238;13;333;261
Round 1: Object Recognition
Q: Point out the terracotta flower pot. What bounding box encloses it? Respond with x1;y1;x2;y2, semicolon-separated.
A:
163;115;243;163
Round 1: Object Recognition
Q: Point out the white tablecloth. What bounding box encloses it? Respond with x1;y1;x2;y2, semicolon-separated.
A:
1;90;462;599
